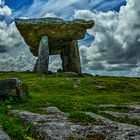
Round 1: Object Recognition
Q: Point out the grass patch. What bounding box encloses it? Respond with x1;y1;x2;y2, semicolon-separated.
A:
69;111;96;125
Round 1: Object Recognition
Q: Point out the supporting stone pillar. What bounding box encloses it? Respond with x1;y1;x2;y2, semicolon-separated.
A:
61;40;82;74
33;36;49;74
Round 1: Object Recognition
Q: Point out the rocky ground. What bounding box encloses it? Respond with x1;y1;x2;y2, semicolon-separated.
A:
1;104;140;140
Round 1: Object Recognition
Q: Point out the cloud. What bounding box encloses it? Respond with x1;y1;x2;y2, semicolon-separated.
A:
49;55;62;72
0;0;4;6
0;21;36;71
0;0;12;16
43;13;57;18
74;0;140;76
0;3;36;72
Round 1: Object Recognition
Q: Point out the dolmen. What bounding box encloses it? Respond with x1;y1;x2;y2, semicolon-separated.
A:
15;18;94;75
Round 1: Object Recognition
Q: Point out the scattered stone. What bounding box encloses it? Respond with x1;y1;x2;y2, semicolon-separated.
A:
0;126;11;140
92;104;140;113
56;72;79;77
95;86;106;90
72;84;79;89
93;104;118;109
0;78;28;100
64;78;80;83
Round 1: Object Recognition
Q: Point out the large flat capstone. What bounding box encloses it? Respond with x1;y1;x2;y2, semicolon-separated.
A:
15;18;94;55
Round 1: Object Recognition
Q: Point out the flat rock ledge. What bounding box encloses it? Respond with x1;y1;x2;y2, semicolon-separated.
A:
9;106;140;140
0;126;11;140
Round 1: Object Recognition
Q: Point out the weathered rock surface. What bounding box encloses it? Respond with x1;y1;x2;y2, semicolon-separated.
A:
92;104;140;113
0;78;28;100
100;111;140;120
82;111;140;140
0;126;11;140
9;106;140;140
15;18;94;56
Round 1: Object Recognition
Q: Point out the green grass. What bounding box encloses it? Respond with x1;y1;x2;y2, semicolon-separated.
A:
0;72;140;139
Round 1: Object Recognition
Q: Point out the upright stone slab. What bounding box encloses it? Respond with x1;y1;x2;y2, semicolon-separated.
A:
34;36;49;74
61;41;81;74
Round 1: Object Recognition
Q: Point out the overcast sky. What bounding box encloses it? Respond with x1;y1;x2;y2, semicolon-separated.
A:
0;0;140;77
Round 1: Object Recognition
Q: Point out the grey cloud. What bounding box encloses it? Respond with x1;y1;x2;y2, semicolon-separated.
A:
75;0;140;75
0;13;36;71
0;45;7;52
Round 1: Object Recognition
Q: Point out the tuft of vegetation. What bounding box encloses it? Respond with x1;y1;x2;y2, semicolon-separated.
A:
69;111;96;125
0;105;34;140
0;72;140;139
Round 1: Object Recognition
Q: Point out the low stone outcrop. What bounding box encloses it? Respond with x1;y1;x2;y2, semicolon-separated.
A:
100;111;140;120
0;78;28;100
9;107;107;140
92;104;140;113
15;18;94;74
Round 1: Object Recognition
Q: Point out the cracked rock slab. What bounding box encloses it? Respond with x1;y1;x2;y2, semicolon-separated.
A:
92;104;140;113
9;107;140;140
82;111;140;140
101;111;140;120
8;107;108;140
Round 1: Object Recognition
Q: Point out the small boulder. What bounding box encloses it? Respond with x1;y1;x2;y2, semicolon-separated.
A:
0;78;28;101
56;72;79;77
0;126;11;140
